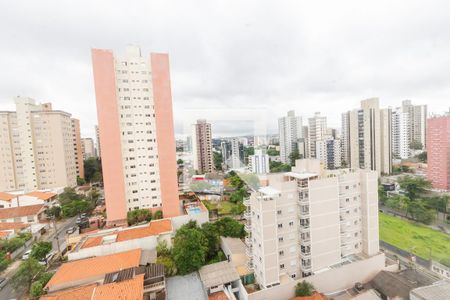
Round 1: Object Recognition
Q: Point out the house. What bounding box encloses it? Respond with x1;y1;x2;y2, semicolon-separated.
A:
0;191;57;208
0;222;30;239
45;249;143;293
67;219;173;261
198;261;241;298
0;192;16;208
0;204;45;224
410;281;450;300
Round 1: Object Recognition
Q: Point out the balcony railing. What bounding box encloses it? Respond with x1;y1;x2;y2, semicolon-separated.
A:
244;223;252;232
143;281;165;292
243;211;251;219
243;198;251;206
300;251;311;259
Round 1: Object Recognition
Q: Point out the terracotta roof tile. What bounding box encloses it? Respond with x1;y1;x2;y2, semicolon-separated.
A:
45;249;142;289
0;204;44;219
292;292;328;300
0;222;30;231
81;219;172;249
41;284;96;300
0;192;15;201
93;274;144;300
26;191;57;201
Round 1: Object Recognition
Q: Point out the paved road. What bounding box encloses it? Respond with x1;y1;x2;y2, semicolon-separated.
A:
0;217;76;300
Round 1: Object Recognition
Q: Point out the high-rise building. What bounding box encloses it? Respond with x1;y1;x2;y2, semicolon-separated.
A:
0;97;78;191
249;149;270;174
95;125;101;158
391;107;411;159
316;138;342;169
341;112;350;166
278;111;303;164
192;119;214;174
244;159;379;287
230;138;244;169
402;100;427;149
380;108;392;175
72;119;84;179
91;46;180;226
308;112;327;158
341;98;391;175
81;138;96;160
427;114;450;190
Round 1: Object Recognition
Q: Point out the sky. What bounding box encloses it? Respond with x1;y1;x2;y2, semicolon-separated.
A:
1;0;449;139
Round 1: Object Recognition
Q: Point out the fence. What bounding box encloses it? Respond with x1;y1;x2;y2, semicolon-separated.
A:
379;240;431;269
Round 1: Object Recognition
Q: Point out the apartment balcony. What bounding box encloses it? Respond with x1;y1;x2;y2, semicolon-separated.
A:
299;225;310;233
245;246;253;258
299;236;311;246
299;251;311;259
245;236;252;247
298;197;309;205
243;211;251;219
301;262;312;273
298;210;310;219
244;223;252;232
243;198;251;206
143;280;165;293
247;260;254;270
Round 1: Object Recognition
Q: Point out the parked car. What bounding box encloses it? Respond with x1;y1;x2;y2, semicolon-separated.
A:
38;251;56;265
0;277;8;290
22;249;32;260
66;226;78;235
80;213;87;218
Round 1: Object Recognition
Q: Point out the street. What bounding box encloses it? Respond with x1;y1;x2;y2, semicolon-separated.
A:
0;217;76;300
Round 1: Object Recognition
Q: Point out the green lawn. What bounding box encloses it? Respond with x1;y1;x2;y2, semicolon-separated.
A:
201;200;239;215
379;212;450;266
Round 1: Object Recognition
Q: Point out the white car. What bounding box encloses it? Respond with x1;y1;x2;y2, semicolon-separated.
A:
22;249;32;260
38;251;56;265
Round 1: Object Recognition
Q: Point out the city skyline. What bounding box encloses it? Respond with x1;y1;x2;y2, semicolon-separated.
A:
1;1;450;138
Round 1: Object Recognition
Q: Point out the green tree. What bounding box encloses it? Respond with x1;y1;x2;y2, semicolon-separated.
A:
295;281;315;296
213;151;223;170
215;217;245;238
229;188;248;204
201;222;220;261
46;206;61;219
177;159;184;165
30;281;44;298
410;140;423;150
270;161;291;173
417;151;427;163
77;176;86;186
378;184;388;205
230;201;246;215
398;175;432;200
0;252;10;272
11;258;45;292
172;223;208;275
84;158;102;183
386;195;410;216
153;210;163;220
58;187;82;205
30;241;52;261
408;200;436;224
156;256;176;276
62;199;92;217
127;209;152;225
289;149;302;166
267;148;280;156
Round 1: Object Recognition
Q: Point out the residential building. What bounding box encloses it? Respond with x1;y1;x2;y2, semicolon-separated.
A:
244;159;379;288
0;191;56;208
95;124;101;158
231;138;244;169
392;106;411;159
308;112;327;158
380;108;392;175
278;111;303;164
427;114;450;190
0;97;78;192
81;137;96;160
91;46;180;225
192;119;214;174
316;138;341;169
249;148;270;174
341;98;391;175
410;281;450;300
0;204;45;224
402;100;428;149
198;261;241;297
71;119;84;179
341;112;350;166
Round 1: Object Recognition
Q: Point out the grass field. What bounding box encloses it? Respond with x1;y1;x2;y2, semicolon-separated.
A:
201;200;238;215
379;212;450;266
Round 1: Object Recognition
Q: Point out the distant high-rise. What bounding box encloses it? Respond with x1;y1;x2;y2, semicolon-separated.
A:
95;125;101;158
342;98;391;175
81;138;96;160
72;119;84;179
230;138;244;169
92;46;180;225
192;119;214;174
427;114;450;190
402;100;427;149
249;149;270;174
278;111;302;164
316;138;341;169
0;97;78;191
391;107;411;159
308;112;327;158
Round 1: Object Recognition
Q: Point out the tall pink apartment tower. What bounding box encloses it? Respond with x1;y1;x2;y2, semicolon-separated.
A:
91;46;180;226
426;114;450;191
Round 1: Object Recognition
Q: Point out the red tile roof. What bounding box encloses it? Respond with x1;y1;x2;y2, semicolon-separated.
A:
81;219;172;249
0;222;30;231
45;249;141;290
41;284;96;300
26;191;57;201
0;204;44;219
209;291;229;300
292;292;328;300
0;192;15;201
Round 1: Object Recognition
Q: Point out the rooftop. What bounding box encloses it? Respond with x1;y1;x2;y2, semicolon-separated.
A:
209;291;229;300
0;204;44;219
0;222;30;231
80;219;172;249
0;192;15;201
285;172;318;180
410;281;450;300
45;249;142;290
258;186;280;196
292;292;328;300
198;261;240;289
26;191;57;200
167;273;207;300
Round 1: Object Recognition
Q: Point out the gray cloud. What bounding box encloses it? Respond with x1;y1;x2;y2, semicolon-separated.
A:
0;0;449;138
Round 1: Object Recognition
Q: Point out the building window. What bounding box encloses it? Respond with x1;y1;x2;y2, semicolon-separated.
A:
277;210;282;215
289;221;294;226
279;250;284;256
278;237;284;242
278;223;283;229
280;264;285;269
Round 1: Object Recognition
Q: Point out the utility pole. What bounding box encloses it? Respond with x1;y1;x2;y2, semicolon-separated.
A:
52;217;61;256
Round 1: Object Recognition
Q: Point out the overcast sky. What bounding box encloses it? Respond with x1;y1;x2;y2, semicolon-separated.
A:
1;0;449;139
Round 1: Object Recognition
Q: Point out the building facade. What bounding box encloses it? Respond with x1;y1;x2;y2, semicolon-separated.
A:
192;119;214;174
316;138;342;170
278;111;303;164
0;97;78;192
402;100;427;149
391;107;411;159
91;46;180;225
249;149;270;174
244;159;379;288
95;125;101;158
427;114;450;190
71;119;84;179
81;138;96;160
308;112;327;159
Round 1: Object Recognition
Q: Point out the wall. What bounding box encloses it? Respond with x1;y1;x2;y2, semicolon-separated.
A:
171;211;208;230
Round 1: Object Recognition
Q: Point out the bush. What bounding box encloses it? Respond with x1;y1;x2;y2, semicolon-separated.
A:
295;281;315;296
153;210;163;220
0;252;10;272
30;241;52;261
215;217;245;238
30;281;44;298
127;209;152;225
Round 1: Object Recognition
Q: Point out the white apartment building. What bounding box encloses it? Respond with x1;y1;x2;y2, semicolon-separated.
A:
308;112;327;158
316;138;342;169
278;111;303;164
0;97;78;192
95;125;101;158
402;100;427;149
391;107;411;159
81;137;96;160
244;159;379;288
341;98;391;175
231;138;244;169
249;149;270;174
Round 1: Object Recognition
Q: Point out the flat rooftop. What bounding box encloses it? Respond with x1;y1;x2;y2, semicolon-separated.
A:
285;172;318;180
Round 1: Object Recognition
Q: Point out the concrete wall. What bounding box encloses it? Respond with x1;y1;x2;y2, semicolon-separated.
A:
171;211;208;230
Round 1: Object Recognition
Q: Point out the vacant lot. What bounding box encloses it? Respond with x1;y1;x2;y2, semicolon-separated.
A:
379;212;450;266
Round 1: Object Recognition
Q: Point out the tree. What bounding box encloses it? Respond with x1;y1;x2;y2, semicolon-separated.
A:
410;140;423;150
201;222;220;261
62;199;92;217
229;188;248;204
77;176;86;186
46;206;61;219
11;258;45;292
58;187;82;205
289;149;302;166
417;151;427;163
213;151;223;171
153;210;163;220
270;161;291;173
30;241;52;261
398;176;432;200
267;148;280;156
408;200;435;224
172;223;208;275
215;217;245;238
378;184;388;205
127;209;152;225
84;158;102;183
177;159;184;165
295;281;315;297
30;281;44;298
386;195;410;216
